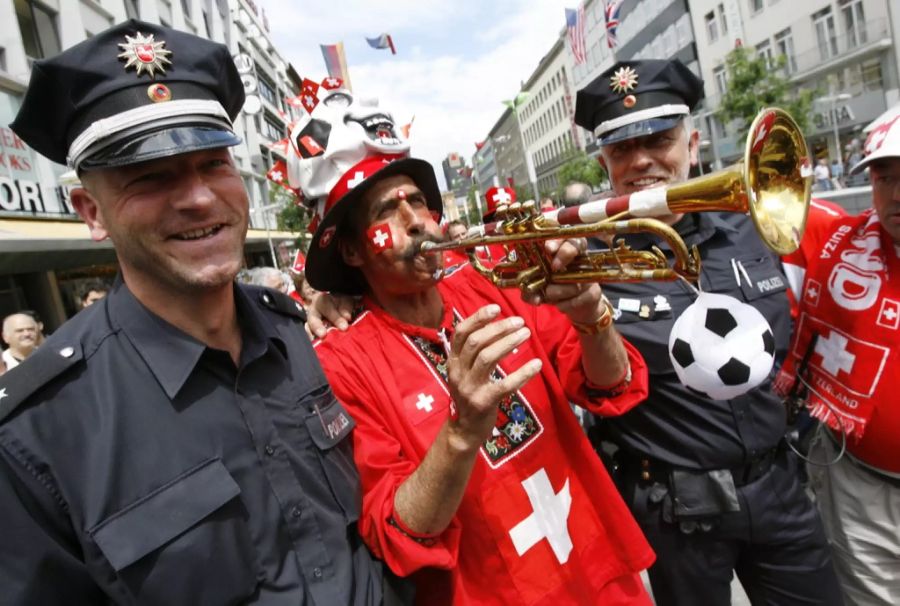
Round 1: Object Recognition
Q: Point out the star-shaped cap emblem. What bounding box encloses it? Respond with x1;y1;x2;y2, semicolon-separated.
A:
118;32;173;78
610;66;638;95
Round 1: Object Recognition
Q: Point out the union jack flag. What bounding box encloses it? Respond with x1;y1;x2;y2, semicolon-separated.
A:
565;6;586;65
605;0;624;49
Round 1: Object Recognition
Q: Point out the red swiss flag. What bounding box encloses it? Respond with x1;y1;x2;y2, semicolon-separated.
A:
367;222;393;254
321;77;344;90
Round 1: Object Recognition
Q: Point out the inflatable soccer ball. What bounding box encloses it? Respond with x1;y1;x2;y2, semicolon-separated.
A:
668;292;776;400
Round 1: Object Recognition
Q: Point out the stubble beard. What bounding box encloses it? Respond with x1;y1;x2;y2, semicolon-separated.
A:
116;231;244;295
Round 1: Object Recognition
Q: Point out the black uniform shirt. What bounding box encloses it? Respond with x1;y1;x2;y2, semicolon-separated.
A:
597;212;791;469
0;279;382;606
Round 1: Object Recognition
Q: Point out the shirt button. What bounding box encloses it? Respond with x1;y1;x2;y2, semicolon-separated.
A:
292;507;302;518
313;567;323;579
265;445;275;456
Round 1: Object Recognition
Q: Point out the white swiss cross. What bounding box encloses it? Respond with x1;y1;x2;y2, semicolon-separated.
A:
508;468;573;564
348;171;367;188
492;188;512;204
325;77;341;87
270;170;283;182
372;228;389;248
804;279;821;307
878;298;900;329
416;393;434;412
815;330;856;377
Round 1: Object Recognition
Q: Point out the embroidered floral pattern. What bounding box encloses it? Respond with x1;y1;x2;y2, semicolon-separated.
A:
410;332;540;465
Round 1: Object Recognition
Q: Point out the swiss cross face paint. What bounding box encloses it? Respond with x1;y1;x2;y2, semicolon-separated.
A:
367;222;394;254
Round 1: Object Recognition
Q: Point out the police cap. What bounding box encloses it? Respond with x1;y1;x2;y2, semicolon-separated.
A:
575;59;703;146
11;19;244;171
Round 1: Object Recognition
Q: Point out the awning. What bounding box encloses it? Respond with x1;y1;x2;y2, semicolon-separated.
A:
0;217;300;274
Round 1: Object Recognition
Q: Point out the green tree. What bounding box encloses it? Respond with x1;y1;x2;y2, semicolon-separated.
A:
718;46;817;142
273;185;312;251
513;184;533;204
465;184;483;225
555;147;606;199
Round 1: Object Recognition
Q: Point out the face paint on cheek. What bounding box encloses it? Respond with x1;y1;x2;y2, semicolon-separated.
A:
366;222;394;254
430;210;440;223
397;190;407;201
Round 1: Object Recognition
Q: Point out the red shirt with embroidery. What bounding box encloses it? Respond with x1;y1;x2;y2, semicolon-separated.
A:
780;208;900;473
314;265;653;605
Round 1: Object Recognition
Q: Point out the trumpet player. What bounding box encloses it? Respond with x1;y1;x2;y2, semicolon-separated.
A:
299;152;657;604
575;59;842;606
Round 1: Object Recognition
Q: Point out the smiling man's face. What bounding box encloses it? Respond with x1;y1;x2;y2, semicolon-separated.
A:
598;120;698;198
72;148;249;297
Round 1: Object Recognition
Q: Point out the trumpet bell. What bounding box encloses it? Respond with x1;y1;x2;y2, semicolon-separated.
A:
664;107;811;255
744;108;812;255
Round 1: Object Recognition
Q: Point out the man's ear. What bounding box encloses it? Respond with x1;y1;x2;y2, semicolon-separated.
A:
688;129;700;167
338;235;364;268
70;187;110;242
597;154;608;174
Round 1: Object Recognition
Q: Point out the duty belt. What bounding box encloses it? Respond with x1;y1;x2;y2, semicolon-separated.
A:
627;446;780;488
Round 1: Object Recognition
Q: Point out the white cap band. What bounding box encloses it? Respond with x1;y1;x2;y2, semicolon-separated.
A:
67;99;232;168
594;104;689;139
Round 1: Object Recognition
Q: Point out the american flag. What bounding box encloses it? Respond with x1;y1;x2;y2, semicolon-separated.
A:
565;6;586;65
605;0;625;49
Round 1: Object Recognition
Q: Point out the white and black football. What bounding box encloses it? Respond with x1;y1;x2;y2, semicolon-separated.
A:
668;292;776;400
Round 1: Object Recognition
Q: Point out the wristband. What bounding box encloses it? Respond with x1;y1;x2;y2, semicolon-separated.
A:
571;297;615;335
585;362;632;399
388;515;439;546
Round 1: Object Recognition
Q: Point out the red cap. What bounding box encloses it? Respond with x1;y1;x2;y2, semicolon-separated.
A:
484;186;515;218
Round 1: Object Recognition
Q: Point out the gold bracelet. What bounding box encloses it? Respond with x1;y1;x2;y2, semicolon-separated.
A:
571;297;615;335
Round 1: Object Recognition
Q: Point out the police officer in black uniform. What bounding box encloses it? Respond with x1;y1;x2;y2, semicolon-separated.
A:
574;59;843;605
0;20;397;606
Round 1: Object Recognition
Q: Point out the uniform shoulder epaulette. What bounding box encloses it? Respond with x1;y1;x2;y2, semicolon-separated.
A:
247;285;308;323
0;341;84;424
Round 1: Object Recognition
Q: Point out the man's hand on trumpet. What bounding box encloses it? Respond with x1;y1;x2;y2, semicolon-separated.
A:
523;238;607;327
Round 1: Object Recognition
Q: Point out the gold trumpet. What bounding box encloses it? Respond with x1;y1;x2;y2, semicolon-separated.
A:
421;107;812;295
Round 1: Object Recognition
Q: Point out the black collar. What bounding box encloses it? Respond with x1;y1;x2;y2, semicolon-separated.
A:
107;278;285;399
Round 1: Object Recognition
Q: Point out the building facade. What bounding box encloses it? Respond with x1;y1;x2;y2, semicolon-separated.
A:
485;106;531;201
441;152;470;199
1;0;301;330
690;0;900;169
520;38;580;196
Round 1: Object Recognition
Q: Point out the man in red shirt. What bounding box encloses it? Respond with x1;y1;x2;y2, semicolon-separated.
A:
304;154;654;604
779;112;900;604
